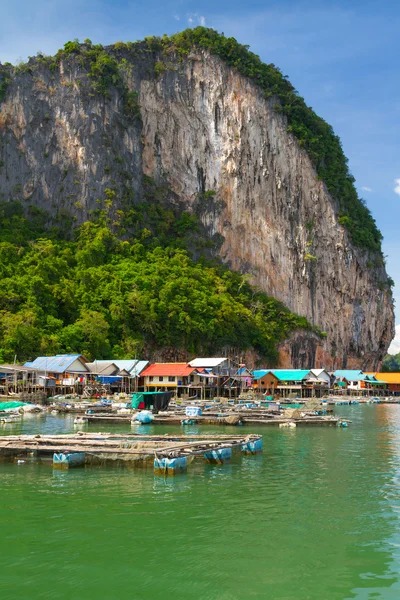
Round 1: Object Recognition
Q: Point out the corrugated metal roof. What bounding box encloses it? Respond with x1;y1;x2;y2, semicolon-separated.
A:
24;355;88;374
359;373;380;382
129;361;149;377
189;358;227;367
310;369;328;377
86;362;120;375
254;369;325;382
95;359;135;371
141;363;195;377
366;372;397;383
334;370;364;379
0;364;36;372
237;367;252;376
335;372;370;382
94;359;149;377
253;370;274;380
271;370;311;382
307;369;330;382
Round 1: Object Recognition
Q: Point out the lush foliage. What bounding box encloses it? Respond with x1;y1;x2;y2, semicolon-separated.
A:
161;28;383;254
0;203;316;364
0;69;11;102
53;40;141;117
382;353;400;372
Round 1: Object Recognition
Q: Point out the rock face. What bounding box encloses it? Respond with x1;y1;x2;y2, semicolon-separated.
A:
0;44;394;369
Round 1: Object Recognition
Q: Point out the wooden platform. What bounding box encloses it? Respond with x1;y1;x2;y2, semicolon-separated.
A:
0;432;263;472
81;412;345;427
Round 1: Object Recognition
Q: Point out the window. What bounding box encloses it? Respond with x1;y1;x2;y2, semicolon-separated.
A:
189;375;194;382
168;376;175;382
159;376;164;382
149;376;154;382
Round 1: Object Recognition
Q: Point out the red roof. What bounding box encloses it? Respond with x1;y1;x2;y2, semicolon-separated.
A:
141;363;195;377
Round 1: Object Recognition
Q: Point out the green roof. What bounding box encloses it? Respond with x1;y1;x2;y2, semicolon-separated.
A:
336;381;346;387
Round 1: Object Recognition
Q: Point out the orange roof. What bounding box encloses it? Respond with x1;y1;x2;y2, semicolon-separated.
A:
366;372;400;384
141;363;195;377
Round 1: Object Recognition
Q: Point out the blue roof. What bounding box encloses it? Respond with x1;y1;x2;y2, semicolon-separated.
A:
237;367;252;376
271;370;311;382
253;369;311;382
334;370;364;380
24;355;88;374
253;370;272;380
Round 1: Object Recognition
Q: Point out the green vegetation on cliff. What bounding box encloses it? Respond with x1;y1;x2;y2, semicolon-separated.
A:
0;198;317;364
382;353;400;372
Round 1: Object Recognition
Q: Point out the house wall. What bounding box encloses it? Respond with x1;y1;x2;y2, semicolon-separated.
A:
348;381;362;390
253;374;279;391
310;371;331;385
68;358;89;373
144;375;178;388
144;374;203;387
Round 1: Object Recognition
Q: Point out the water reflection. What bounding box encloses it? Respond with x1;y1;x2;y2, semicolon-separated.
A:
0;407;400;599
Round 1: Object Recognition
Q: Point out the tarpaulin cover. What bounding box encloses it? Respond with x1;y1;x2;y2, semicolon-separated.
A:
0;401;28;411
97;376;122;384
131;392;172;411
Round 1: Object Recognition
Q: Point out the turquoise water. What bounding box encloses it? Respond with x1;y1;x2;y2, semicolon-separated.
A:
1;406;400;599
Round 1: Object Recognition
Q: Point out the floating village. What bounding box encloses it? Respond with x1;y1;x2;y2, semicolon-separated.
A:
1;354;399;474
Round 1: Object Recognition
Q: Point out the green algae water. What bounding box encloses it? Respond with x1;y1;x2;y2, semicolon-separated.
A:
1;406;400;599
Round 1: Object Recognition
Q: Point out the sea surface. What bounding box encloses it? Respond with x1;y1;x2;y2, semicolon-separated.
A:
1;406;400;599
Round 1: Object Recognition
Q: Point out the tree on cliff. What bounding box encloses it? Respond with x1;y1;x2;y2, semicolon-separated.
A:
382;354;400;372
0;201;320;363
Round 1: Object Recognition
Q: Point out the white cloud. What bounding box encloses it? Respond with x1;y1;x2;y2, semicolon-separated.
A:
361;186;372;192
388;324;400;355
394;179;400;196
187;12;206;26
173;14;180;21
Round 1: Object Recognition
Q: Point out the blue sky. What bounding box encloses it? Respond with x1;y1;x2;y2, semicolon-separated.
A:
1;0;399;350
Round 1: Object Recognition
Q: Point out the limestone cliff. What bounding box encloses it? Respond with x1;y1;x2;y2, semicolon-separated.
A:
0;37;394;369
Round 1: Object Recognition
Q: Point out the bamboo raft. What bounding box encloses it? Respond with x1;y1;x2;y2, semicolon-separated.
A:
0;432;263;473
